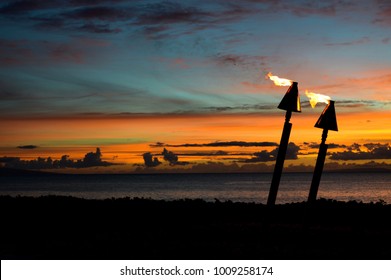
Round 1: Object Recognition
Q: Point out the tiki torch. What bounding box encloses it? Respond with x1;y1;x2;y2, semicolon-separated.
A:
267;73;301;206
308;99;338;203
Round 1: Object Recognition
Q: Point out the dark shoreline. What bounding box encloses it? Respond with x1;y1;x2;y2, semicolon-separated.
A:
1;195;391;260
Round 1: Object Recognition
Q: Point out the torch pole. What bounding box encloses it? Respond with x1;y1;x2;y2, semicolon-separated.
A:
267;110;292;206
308;129;329;203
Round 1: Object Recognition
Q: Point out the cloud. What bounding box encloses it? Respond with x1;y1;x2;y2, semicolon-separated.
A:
179;151;231;157
17;145;38;149
142;148;190;167
213;53;269;69
162;148;190;166
162;148;178;164
149;142;166;148
0;1;131;34
135;1;211;25
373;1;391;26
0;1;55;15
63;6;132;21
77;23;122;33
2;147;114;169
305;142;347;149
133;1;264;39
0;38;112;66
143;152;161;167
324;37;370;46
382;37;391;44
290;4;336;17
336;99;379;108
243;142;300;162
203;104;277;112
0;0;127;15
158;141;278;148
330;143;391;160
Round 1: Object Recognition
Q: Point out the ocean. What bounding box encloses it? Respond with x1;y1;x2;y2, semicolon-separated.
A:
0;172;390;204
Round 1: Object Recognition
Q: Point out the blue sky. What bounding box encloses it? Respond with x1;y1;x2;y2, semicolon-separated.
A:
1;0;390;117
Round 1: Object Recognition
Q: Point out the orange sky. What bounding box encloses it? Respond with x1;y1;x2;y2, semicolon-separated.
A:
2;107;391;173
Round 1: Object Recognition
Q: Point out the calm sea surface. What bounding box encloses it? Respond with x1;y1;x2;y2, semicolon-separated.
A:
0;172;390;204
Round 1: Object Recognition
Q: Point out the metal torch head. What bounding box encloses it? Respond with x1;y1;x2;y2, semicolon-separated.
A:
314;100;338;131
277;82;301;113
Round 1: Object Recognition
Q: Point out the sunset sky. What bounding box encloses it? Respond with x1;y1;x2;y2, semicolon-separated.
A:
1;0;391;173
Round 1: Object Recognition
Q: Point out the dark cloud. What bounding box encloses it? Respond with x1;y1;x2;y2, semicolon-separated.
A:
162;148;178;164
243;142;300;163
324;37;370;46
143;148;190;167
143;152;161;167
162;148;190;166
349;143;362;151
306;142;347;149
149;142;166;148
330;143;391;160
63;6;132;21
382;37;391;44
244;150;274;163
273;142;300;160
289;3;336;17
162;141;278;148
213;53;268;68
77;23;122;33
68;0;126;6
180;150;230;157
17;145;38;149
0;0;356;38
0;0;127;15
373;1;391;26
203;104;276;112
0;1;132;34
337;100;376;108
0;0;53;15
136;1;211;25
0;38;97;66
2;148;114;169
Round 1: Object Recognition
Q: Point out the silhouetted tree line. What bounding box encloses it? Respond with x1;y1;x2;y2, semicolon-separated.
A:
0;148;113;169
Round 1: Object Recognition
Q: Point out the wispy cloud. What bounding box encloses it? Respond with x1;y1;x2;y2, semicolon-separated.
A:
150;141;278;148
17;145;38;149
324;37;370;46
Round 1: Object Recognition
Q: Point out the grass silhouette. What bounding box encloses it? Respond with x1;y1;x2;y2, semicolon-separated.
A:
1;195;390;259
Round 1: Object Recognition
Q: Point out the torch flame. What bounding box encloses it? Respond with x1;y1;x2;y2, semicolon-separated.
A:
305;90;331;108
266;72;293;86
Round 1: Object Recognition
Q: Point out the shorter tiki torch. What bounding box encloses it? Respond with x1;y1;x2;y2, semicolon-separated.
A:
308;100;338;203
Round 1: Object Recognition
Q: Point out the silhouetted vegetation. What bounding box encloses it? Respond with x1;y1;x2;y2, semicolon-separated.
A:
1;196;391;259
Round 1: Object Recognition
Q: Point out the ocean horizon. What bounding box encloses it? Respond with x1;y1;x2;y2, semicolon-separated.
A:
1;171;390;204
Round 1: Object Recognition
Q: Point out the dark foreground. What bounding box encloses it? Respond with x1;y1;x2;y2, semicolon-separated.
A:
1;195;391;259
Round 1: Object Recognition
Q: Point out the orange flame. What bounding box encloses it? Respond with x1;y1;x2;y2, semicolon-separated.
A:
305;90;331;108
266;72;293;86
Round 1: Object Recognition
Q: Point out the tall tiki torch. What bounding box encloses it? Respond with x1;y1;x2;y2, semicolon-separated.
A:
308;100;338;203
267;73;301;206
